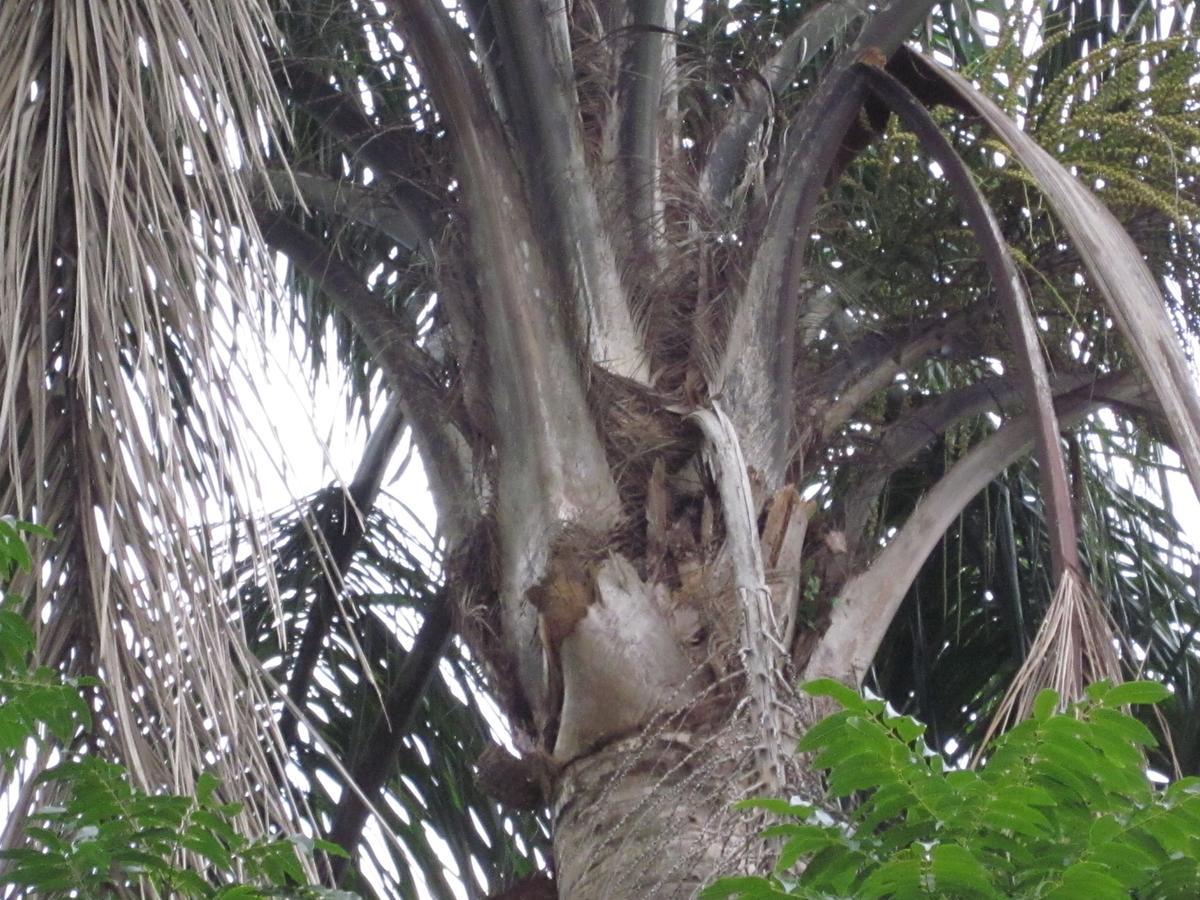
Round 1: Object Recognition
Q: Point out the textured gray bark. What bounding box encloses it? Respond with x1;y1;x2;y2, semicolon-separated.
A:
552;696;826;900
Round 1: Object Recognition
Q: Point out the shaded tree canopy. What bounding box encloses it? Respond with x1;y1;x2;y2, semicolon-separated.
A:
2;0;1199;896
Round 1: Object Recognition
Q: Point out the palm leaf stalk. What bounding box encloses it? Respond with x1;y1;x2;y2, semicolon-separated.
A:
856;57;1120;740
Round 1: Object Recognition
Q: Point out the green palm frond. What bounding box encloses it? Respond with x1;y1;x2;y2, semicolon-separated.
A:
266;0;450;418
232;475;547;895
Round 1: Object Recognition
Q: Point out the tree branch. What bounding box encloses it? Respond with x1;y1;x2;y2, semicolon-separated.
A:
700;0;871;209
273;55;436;207
328;593;454;882
898;48;1200;516
614;0;671;261
815;309;977;443
278;398;407;750
485;1;648;381
265;170;430;253
839;371;1099;554
388;3;623;623
716;0;938;488
860;60;1079;580
257;213;437;391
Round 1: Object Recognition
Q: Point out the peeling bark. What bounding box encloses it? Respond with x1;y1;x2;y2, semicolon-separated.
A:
690;404;787;793
554;556;702;760
717;1;939;486
760;486;810;657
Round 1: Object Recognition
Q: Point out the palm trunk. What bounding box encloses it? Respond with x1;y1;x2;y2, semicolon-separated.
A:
553;727;761;899
551;697;825;899
476;467;820;898
455;410;822;896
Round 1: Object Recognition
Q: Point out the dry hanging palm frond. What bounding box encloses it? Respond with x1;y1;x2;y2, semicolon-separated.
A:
0;0;310;856
972;567;1121;764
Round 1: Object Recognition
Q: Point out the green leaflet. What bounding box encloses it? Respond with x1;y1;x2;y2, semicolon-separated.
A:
711;680;1197;899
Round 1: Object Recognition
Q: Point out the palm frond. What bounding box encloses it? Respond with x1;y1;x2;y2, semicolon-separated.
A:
0;0;308;850
234;482;548;896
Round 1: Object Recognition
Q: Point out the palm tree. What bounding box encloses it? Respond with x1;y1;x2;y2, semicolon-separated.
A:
3;0;1199;897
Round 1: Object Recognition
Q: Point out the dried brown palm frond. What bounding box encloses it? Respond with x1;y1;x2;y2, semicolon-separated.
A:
0;0;312;856
972;566;1122;764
